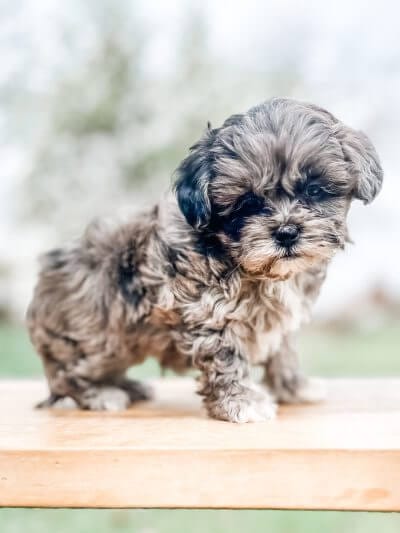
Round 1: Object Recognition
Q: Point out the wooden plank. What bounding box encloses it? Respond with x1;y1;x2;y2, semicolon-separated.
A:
0;378;399;510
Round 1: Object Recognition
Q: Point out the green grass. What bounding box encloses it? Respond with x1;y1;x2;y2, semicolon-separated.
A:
2;321;399;378
300;321;400;376
0;324;42;376
0;322;399;532
0;509;399;533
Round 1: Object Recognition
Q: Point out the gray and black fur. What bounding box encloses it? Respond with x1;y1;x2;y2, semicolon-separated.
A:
27;98;383;422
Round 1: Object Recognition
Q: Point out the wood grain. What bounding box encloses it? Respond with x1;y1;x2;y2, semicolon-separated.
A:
0;378;399;510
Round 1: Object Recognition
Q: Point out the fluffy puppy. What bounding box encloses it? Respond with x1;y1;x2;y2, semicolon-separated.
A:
27;98;383;422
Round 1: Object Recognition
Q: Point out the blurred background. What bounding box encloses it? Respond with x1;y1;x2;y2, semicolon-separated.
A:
0;0;399;532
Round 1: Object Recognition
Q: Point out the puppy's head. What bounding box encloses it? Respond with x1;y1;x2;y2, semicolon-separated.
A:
175;98;383;279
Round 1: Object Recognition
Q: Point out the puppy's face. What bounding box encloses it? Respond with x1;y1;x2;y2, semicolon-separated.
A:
175;98;383;279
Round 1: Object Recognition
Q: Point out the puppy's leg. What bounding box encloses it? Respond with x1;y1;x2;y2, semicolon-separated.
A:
190;335;276;423
67;374;152;411
43;371;152;412
74;377;152;411
33;327;151;411
263;335;325;404
117;377;153;403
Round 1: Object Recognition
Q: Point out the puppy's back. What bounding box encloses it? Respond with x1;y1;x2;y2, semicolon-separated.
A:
26;209;159;365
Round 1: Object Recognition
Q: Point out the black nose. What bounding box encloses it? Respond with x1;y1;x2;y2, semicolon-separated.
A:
275;224;300;247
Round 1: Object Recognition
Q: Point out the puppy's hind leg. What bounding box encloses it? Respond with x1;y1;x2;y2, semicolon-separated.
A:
43;372;152;412
33;327;151;411
117;377;153;403
71;368;154;410
54;370;153;412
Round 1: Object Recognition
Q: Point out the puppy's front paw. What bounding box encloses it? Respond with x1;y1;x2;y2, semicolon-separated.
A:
233;395;277;423
208;387;277;423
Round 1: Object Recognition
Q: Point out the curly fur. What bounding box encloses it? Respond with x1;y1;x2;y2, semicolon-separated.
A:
27;98;383;422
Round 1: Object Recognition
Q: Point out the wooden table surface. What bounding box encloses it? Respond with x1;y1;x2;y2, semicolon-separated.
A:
0;378;399;510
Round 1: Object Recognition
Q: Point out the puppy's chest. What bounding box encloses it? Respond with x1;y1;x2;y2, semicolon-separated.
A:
235;281;306;363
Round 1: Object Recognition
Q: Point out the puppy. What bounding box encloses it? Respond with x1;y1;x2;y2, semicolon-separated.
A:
27;98;383;422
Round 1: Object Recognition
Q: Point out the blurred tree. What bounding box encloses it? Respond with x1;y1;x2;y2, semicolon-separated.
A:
21;1;148;234
18;2;232;238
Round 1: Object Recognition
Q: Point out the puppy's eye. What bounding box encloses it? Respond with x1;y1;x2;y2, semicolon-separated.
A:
305;183;323;198
232;192;265;216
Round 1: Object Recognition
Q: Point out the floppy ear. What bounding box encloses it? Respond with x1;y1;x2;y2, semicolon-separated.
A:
335;124;383;204
174;127;215;229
